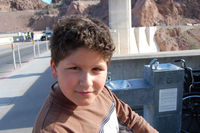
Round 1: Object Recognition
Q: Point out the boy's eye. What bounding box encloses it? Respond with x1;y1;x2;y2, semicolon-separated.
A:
68;67;79;70
92;67;102;71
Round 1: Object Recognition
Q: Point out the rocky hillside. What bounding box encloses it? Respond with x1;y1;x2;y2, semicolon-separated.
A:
132;0;200;26
1;0;200;32
155;26;200;51
0;0;200;51
0;0;47;11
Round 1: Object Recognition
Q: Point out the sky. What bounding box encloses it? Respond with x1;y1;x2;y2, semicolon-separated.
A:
41;0;52;4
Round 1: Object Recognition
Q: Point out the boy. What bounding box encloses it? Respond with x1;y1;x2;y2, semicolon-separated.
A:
32;16;158;133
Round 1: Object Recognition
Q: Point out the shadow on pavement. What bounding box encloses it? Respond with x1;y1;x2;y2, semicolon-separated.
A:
0;96;20;106
6;73;43;79
0;67;56;130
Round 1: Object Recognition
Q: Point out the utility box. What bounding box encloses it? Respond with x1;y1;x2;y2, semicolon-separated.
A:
106;62;184;132
144;63;184;133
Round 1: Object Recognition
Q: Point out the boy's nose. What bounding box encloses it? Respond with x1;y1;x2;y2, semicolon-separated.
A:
80;72;93;88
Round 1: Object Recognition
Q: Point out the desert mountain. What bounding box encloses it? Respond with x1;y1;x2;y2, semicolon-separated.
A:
0;0;200;32
0;0;199;51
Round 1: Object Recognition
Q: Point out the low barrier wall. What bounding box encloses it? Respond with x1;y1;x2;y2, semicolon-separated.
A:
0;37;13;45
109;49;200;80
0;31;44;46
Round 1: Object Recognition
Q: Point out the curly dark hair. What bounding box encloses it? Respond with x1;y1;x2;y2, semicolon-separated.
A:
50;15;115;66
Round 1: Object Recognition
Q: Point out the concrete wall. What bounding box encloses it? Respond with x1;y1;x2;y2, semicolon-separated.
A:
109;25;200;55
0;37;13;45
108;49;200;80
110;26;160;55
0;31;44;46
109;0;133;54
109;0;160;55
108;0;200;55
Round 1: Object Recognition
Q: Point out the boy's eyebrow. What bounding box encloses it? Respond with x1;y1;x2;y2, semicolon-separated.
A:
94;62;107;67
63;62;77;66
63;62;107;67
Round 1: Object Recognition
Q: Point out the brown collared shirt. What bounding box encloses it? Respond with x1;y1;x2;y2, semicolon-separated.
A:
32;82;158;133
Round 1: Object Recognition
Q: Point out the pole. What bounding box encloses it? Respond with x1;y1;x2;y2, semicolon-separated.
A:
117;29;120;54
46;36;48;51
17;44;22;66
11;43;16;69
33;40;36;57
37;40;40;56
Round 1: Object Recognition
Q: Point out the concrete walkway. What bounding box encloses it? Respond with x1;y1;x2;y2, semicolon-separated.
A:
0;51;56;133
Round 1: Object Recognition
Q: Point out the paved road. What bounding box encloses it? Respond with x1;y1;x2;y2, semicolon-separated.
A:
0;41;49;78
0;51;56;133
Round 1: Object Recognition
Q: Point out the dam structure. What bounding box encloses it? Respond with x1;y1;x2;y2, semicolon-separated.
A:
109;0;160;55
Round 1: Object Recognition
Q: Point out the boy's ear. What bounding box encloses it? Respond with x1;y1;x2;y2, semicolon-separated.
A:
50;59;57;78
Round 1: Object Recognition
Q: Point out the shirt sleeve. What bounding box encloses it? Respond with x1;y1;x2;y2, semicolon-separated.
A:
105;87;158;133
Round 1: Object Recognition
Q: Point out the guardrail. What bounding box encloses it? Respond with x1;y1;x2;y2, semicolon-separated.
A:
10;40;49;70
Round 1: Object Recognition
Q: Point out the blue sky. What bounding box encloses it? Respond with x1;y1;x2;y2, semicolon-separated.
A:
41;0;52;4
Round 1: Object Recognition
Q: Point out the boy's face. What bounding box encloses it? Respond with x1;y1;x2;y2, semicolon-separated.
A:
51;47;108;106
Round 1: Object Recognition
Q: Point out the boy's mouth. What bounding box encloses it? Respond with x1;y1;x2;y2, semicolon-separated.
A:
76;91;93;96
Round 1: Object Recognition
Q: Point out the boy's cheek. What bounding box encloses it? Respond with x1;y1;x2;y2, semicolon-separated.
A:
96;76;107;86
